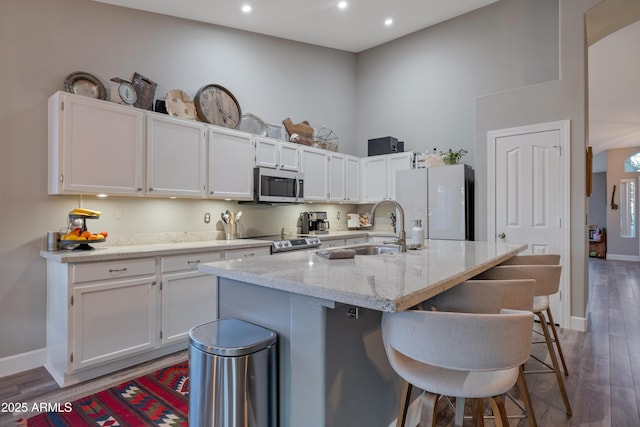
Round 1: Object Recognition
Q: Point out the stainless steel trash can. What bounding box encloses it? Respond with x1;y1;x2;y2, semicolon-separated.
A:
188;318;277;427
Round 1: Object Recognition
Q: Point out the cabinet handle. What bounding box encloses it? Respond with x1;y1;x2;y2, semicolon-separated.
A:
243;253;255;257
108;267;127;273
149;187;154;191
187;260;201;265
137;187;143;192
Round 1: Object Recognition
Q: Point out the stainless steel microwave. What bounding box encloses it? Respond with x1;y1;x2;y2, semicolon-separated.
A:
253;167;304;203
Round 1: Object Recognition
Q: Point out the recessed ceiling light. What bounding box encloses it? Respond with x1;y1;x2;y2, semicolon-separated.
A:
384;18;393;26
242;4;252;13
337;1;347;9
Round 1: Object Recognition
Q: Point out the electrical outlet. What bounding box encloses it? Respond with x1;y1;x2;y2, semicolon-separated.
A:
204;213;211;224
337;211;341;220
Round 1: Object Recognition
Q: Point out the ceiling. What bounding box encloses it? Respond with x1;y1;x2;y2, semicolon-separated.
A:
589;19;640;157
90;0;498;53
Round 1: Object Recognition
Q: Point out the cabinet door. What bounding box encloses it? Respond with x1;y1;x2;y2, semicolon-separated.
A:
161;271;217;344
279;142;300;171
72;277;158;370
147;114;207;197
345;155;360;203
328;153;346;202
49;92;144;196
208;127;255;200
255;137;280;169
361;156;388;203
386;152;413;200
300;147;329;201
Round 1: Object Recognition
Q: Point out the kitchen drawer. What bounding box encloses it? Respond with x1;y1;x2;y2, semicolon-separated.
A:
345;237;367;246
71;258;156;284
161;252;224;273
225;247;271;260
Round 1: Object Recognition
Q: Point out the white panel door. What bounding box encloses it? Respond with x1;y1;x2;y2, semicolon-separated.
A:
489;121;569;326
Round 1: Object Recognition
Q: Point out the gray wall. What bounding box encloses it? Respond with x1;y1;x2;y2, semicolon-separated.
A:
606;147;640;256
355;0;560;162
0;0;358;359
589;172;608;229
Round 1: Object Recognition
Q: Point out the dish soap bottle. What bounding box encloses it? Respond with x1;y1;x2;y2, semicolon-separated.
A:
411;219;424;249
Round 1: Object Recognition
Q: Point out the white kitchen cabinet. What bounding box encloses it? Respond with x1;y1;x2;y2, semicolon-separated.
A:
72;276;158;371
255;137;300;171
225;246;271;260
208;127;255;200
42;257;160;382
300;146;329;201
146;113;207;198
160;252;223;344
328;153;346;202
345;155;360;203
48;91;145;196
361;152;413;203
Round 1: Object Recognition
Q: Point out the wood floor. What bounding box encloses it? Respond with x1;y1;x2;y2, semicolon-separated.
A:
0;258;638;427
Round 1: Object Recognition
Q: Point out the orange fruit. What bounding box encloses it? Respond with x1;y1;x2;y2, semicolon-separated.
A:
81;231;91;238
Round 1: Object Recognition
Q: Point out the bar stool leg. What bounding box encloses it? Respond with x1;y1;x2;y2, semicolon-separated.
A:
454;397;465;427
545;307;569;376
536;311;572;416
419;392;438;427
489;395;509;427
517;364;538;427
396;381;412;427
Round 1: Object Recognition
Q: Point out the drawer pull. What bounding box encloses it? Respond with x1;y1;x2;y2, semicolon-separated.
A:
108;267;127;273
187;260;201;265
243;253;255;257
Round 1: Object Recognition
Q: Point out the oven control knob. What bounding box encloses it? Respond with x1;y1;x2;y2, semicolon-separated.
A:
276;242;283;247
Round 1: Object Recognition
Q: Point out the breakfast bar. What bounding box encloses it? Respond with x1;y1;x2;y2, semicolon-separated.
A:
198;239;526;427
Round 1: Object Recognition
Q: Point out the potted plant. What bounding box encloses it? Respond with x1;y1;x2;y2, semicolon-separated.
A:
441;148;467;165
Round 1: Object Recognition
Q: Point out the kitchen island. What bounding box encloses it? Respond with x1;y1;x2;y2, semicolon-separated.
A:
198;239;526;427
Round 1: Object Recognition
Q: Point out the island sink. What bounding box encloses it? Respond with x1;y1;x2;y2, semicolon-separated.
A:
347;244;400;255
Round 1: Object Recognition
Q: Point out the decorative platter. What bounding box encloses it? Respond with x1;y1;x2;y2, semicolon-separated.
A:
165;89;197;120
194;84;241;129
238;113;267;136
64;71;106;100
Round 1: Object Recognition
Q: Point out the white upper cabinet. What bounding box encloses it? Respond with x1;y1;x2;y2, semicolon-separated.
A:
146;113;207;198
361;152;413;203
255;137;300;171
48;92;145;196
328;153;346;202
345;155;360;203
300;146;329;201
208;127;255;200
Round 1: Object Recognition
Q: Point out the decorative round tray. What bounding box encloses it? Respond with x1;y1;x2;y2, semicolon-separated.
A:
64;71;106;100
165;89;197;120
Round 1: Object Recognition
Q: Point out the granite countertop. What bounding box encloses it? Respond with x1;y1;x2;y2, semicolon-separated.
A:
39;239;273;263
38;230;387;263
198;240;527;312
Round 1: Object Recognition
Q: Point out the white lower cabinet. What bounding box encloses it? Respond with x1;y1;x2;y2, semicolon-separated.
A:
160;252;223;344
45;250;228;387
72;276;158;371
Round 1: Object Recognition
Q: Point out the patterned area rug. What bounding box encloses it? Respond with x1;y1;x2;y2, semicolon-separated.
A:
21;362;189;426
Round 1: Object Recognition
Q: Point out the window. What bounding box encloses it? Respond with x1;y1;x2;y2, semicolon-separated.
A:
624;152;640;172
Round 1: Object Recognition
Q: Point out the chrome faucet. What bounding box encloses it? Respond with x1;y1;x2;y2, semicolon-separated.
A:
369;200;407;252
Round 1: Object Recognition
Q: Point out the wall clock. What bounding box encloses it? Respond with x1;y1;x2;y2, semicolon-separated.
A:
195;84;242;129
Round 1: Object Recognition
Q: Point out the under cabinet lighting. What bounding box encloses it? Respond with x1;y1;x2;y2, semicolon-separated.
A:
384;18;393;26
97;194;108;198
337;1;347;9
242;4;252;13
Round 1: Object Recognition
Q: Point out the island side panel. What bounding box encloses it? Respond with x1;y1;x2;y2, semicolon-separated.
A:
218;277;332;427
325;304;403;427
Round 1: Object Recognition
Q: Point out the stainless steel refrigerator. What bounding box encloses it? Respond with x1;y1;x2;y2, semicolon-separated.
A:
396;164;474;240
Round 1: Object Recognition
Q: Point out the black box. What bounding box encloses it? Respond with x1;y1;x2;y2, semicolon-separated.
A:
368;136;398;156
397;141;404;152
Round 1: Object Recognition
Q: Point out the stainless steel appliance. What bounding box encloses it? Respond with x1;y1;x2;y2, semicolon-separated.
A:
300;211;330;234
252;167;304;204
246;235;322;254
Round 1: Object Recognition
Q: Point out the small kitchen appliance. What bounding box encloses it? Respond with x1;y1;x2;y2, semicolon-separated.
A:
300;211;330;234
250;167;304;204
347;213;360;229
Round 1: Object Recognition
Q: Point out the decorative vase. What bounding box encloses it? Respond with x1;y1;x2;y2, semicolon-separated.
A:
443;157;457;165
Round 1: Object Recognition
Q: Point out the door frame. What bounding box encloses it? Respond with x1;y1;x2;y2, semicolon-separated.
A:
487;120;571;327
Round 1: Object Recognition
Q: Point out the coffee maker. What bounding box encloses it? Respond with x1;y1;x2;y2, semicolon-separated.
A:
300;211;330;234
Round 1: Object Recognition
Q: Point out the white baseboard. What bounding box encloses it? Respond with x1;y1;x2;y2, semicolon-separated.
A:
606;253;640;262
570;316;587;332
0;348;46;378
